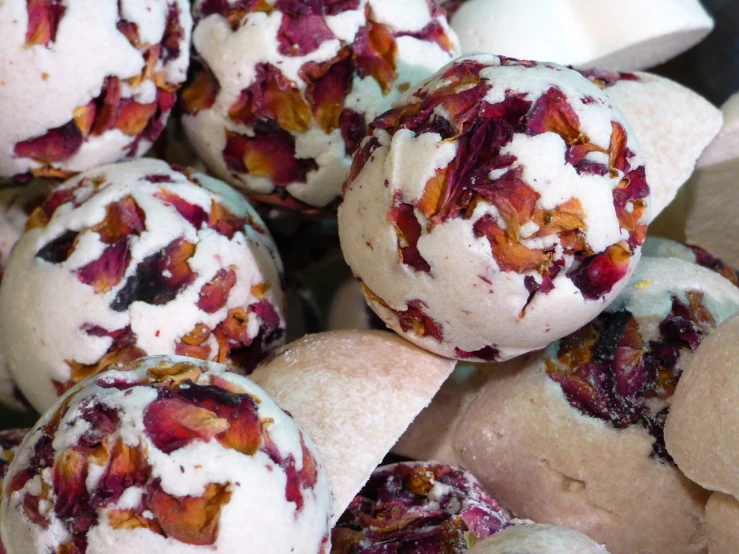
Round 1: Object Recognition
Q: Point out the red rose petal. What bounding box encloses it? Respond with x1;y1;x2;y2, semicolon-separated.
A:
526;87;582;145
277;6;335;57
91;77;122;136
76;240;131;294
568;242;632;300
209;200;247;239
93;196;147;244
304;51;354;133
14;120;83;164
144;398;230;454
116;100;158;137
198;268;237;313
25;0;65;47
353;22;397;94
388;200;431;273
156;189;208;229
181;65;220;115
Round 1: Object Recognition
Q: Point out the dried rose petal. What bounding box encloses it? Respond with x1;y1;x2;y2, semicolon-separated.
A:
73;103;97;138
144;398;230;454
223;124;318;187
569;242;631;300
229;64;311;133
156;189;208;229
93;440;150;508
339;108;366;155
93;196;147;244
388;201;431;273
209;200;247;240
527;87;583;145
14;121;83;163
36;230;79;263
198;268;237;313
353;22;397;94
162;3;185;62
91;77;122;136
116;100;158;136
25;0;66;47
276;6;335;57
474;214;549;273
304;51;353;133
149;482;232;546
76;240;131;293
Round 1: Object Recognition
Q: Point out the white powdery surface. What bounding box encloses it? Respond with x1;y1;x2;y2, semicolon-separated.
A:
0;0;192;177
183;0;459;209
339;54;649;361
0;356;331;554
0;159;286;413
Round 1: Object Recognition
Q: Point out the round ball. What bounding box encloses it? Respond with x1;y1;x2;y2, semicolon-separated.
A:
454;257;739;554
332;461;510;552
0;159;286;413
181;0;459;212
467;524;609;554
0;0;192;179
0;355;332;554
339;54;650;361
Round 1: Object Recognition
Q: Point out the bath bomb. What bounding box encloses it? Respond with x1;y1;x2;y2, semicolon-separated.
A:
577;69;722;220
181;0;459;212
0;0;192;179
0;355;331;554
332;461;510;553
450;0;713;71
249;330;456;522
339;54;650;362
685;93;739;267
642;236;739;287
705;492;739;554
665;313;739;499
0;159;286;414
0;182;53;410
454;257;739;554
466;524;609;554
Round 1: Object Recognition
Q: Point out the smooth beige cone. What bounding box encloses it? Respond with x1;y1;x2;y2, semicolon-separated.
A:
665;314;739;499
686;93;739;266
602;72;722;221
454;355;709;554
392;359;522;465
466;524;609;554
705;492;739;554
451;0;713;71
249;330;456;524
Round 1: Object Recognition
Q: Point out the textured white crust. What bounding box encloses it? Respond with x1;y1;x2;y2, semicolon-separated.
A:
183;0;459;209
600;72;722;221
467;524;609;554
249;330;456;524
451;0;713;70
705;492;739;554
339;54;647;362
685;94;739;267
453;258;739;554
0;159;285;414
0;355;331;554
0;181;53;410
0;0;192;177
665;313;739;500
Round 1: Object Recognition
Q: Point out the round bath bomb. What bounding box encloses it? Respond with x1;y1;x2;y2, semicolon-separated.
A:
0;159;286;414
332;461;510;553
0;355;331;554
328;277;385;331
665;313;739;499
467;524;609;554
0;182;53;410
181;0;459;212
454;257;739;554
705;492;739;554
339;54;650;362
642;237;739;287
0;0;192;179
449;0;713;71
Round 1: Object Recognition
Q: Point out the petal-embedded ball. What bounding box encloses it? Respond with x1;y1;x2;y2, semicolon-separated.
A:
182;0;459;212
0;0;192;179
0;356;331;554
0;159;286;413
339;54;650;361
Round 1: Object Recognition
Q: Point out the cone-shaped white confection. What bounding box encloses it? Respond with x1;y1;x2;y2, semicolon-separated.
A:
0;160;286;414
340;54;649;362
249;330;456;523
0;356;331;554
706;493;739;554
451;0;713;71
182;0;459;213
0;0;192;178
467;524;609;554
698;92;739;168
577;70;722;221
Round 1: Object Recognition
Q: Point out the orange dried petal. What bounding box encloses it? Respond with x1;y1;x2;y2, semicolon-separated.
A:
474;215;549;273
533;197;586;238
92;196;146;244
116;101;157;136
144;398;230;453
73;103;97;137
147;361;203;384
181;68;220;115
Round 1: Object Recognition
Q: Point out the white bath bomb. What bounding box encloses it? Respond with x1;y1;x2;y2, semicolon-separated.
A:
181;0;459;212
339;54;650;362
0;159;286;414
450;0;713;71
0;0;192;179
0;355;331;554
